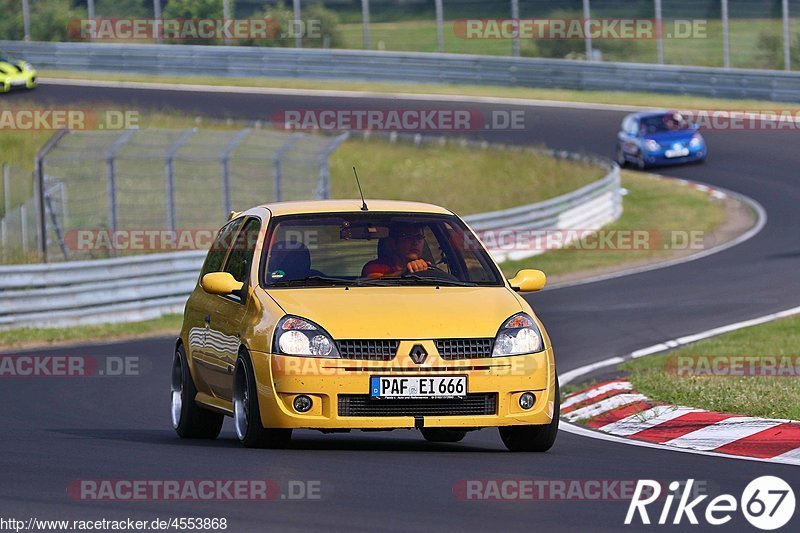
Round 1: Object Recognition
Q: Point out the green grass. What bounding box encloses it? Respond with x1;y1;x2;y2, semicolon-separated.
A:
499;170;727;278
620;315;800;420
338;20;513;55
39;69;800;111
335;18;800;69
329;138;602;215
0;314;183;350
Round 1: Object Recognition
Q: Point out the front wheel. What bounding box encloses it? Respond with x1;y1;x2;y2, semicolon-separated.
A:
635;151;647;170
171;345;223;439
233;353;292;449
615;146;628;167
498;377;560;452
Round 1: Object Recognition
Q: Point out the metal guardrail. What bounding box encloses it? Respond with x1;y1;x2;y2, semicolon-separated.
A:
0;251;206;329
465;157;621;263
0;148;620;330
2;41;800;102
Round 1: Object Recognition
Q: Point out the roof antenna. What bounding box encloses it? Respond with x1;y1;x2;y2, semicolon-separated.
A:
353;166;368;211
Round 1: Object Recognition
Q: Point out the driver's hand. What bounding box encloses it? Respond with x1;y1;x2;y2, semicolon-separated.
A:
405;259;430;273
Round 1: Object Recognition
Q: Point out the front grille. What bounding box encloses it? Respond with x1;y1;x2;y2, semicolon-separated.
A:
336;340;399;361
435;338;494;359
338;393;497;417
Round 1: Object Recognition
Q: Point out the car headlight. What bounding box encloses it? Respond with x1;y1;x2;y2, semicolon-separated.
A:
492;313;544;357
644;139;660;151
689;133;703;147
20;62;32;71
274;315;340;358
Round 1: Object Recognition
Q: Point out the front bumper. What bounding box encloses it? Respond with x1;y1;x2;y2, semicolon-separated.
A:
250;344;557;430
1;73;37;92
644;146;706;166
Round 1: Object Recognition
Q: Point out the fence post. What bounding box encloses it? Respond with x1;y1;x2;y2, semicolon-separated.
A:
222;0;232;45
153;0;162;43
318;133;349;200
1;163;8;258
721;0;731;68
220;129;251;219
164;129;196;232
361;0;371;49
273;134;303;202
2;163;9;219
0;216;5;260
655;0;664;64
293;0;302;49
783;0;792;71
106;130;135;243
435;0;444;53
34;130;68;263
22;0;31;41
511;0;520;57
583;0;593;60
20;204;29;254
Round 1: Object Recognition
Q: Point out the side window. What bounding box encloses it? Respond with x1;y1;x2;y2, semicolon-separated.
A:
200;218;245;277
224;218;261;284
624;118;637;135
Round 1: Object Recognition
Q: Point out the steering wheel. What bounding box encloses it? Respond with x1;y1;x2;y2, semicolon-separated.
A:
402;263;460;282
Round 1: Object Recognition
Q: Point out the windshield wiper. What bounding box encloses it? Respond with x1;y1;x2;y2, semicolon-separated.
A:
357;275;477;287
268;275;356;287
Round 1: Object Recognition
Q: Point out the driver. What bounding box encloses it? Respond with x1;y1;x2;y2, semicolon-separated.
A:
361;223;430;278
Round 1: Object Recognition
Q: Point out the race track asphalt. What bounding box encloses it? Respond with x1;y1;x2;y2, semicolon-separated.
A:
1;83;798;532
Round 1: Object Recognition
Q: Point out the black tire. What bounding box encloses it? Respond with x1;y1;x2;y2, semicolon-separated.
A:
171;345;224;439
635;151;647;170
615;146;628;167
498;377;560;452
233;352;292;449
420;428;467;443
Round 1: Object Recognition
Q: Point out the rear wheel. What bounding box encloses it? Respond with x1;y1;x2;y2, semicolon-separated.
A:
171;345;223;439
420;428;466;443
233;352;292;449
499;377;560;452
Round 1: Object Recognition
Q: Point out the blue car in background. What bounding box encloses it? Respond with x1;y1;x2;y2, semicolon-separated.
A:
616;110;706;169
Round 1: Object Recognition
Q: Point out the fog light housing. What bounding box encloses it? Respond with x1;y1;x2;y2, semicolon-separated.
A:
293;395;313;413
519;392;535;410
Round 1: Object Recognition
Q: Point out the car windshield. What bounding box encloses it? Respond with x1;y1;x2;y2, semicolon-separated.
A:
262;213;504;287
639;112;692;134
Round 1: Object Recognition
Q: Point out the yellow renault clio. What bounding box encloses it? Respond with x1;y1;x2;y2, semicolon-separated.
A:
171;200;558;451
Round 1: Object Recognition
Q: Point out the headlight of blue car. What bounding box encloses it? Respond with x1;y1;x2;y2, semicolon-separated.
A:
644;139;660;152
689;133;703;148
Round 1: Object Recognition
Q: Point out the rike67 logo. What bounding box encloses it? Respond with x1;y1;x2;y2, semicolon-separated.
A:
626;477;795;530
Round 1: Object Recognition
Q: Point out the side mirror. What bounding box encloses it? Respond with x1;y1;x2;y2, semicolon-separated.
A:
201;272;244;296
509;269;546;292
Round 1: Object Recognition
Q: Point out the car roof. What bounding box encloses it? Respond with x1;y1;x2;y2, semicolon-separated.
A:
249;199;454;217
627;110;673;120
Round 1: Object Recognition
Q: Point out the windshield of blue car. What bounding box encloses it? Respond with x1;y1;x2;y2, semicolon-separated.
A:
639;113;692;134
261;213;504;287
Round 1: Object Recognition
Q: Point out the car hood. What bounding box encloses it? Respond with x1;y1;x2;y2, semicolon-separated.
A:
643;130;698;143
0;61;23;76
265;286;525;339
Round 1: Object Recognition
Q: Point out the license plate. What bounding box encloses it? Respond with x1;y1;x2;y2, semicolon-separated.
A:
10;79;26;86
370;375;467;399
665;148;689;158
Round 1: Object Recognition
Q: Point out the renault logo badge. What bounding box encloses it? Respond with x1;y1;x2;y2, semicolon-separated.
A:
409;344;428;364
